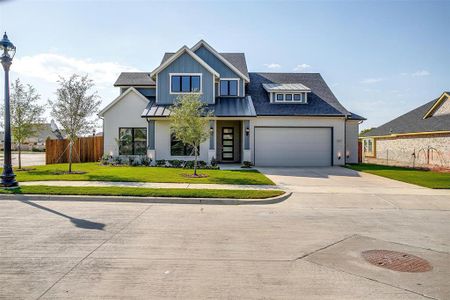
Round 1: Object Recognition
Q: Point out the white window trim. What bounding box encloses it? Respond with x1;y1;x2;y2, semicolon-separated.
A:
219;78;240;97
169;73;203;95
274;92;308;104
363;138;375;156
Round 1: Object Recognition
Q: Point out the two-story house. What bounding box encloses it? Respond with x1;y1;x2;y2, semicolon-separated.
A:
99;40;365;166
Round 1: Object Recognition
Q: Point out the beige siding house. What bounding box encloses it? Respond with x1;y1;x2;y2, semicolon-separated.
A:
361;92;450;169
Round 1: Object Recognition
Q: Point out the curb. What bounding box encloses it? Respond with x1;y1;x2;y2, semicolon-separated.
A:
0;191;292;206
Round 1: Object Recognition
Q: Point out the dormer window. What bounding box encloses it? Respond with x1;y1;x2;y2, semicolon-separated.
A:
263;83;311;104
170;73;201;94
220;79;238;96
275;93;307;104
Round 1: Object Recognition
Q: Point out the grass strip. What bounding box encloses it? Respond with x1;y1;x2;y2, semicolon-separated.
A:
346;164;450;189
0;185;284;199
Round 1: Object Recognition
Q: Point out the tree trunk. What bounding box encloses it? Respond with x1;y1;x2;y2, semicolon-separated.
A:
18;143;21;170
68;140;73;173
193;146;198;176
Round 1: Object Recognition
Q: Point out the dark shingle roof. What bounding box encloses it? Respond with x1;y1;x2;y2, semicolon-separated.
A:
361;97;450;137
247;73;350;116
348;112;366;121
114;72;155;87
161;52;249;79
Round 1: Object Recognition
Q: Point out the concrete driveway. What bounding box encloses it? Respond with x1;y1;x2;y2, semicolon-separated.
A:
1;167;449;299
0;152;46;167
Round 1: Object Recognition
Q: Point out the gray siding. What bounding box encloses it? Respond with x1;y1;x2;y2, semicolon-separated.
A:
195;46;244;97
137;88;156;97
157;52;214;104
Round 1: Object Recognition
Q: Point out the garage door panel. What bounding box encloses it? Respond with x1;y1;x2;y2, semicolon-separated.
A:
255;127;332;167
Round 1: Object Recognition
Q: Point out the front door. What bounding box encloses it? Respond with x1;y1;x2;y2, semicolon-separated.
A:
221;127;234;161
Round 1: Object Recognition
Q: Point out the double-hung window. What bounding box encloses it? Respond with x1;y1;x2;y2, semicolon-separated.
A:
171;74;201;93
220;79;238;96
119;128;147;155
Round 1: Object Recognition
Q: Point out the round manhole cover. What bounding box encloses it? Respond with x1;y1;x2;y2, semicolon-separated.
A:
362;250;432;273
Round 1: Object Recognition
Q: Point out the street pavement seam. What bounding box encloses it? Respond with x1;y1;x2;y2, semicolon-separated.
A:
294;234;357;261
306;259;437;300
36;204;153;299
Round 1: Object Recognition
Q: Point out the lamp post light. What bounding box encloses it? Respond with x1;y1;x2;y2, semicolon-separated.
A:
0;32;18;188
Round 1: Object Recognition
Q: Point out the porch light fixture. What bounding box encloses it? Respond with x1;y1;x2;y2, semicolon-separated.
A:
0;32;18;188
346;150;350;158
337;152;342;160
245;127;250;136
210;126;214;134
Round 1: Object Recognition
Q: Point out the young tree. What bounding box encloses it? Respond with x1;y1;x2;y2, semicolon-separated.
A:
170;93;211;176
48;74;101;173
10;79;45;169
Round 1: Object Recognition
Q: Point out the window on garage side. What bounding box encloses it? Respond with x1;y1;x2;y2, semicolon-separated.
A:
363;138;375;157
119;128;147;155
170;133;200;156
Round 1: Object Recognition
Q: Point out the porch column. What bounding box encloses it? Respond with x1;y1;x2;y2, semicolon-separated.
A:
208;120;216;164
147;119;156;163
243;120;251;162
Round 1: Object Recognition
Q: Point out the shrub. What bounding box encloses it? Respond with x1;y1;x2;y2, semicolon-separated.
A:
32;147;45;152
210;157;217;167
241;161;253;168
168;160;183;168
156;159;167;167
100;155;152;167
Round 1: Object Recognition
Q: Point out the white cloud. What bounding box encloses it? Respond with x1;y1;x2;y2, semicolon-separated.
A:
400;70;431;77
13;53;140;87
411;70;430;77
293;64;311;71
264;63;281;69
361;78;384;84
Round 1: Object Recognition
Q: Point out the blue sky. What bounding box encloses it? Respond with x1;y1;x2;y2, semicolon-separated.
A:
1;0;449;130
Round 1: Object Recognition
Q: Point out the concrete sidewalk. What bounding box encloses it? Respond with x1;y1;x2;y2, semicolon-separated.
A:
20;180;281;190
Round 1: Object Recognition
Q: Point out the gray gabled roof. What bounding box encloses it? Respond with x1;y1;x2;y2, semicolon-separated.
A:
114;72;155;87
248;73;350;117
161;52;249;79
361;96;450;137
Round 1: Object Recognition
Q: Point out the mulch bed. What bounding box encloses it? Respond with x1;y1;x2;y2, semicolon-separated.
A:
50;171;87;175
181;173;209;178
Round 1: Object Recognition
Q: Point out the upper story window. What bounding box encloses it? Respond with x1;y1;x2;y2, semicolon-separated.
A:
275;92;307;104
170;74;201;94
220;79;238;96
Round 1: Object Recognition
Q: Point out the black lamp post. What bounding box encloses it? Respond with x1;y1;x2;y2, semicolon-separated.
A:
1;32;18;188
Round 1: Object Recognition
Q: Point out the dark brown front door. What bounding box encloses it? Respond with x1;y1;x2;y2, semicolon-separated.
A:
222;127;234;161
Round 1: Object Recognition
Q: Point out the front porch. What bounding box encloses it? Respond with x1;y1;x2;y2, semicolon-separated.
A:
209;119;251;165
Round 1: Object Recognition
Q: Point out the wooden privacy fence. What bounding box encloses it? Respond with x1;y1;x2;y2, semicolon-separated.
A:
46;136;104;164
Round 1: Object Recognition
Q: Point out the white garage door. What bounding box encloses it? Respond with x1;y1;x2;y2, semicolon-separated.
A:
254;127;332;167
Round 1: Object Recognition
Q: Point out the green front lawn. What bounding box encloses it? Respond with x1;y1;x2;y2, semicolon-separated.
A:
0;185;284;199
346;164;450;189
6;163;274;185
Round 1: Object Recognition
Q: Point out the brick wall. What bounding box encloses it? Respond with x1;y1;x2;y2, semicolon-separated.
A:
362;133;450;169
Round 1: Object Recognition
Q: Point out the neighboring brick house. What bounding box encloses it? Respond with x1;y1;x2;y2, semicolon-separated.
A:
360;92;450;169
